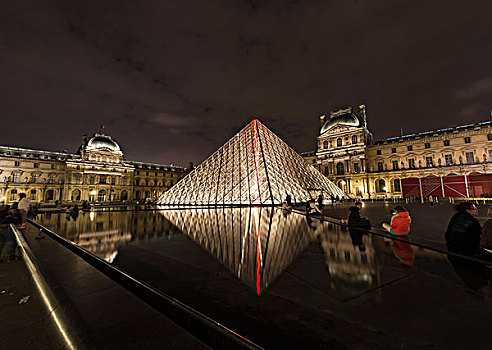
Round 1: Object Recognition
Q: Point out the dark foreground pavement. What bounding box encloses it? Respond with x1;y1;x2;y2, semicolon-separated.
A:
1;225;209;350
0;257;65;349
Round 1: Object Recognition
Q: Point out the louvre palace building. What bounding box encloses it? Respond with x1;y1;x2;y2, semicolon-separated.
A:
0;134;187;205
302;105;492;199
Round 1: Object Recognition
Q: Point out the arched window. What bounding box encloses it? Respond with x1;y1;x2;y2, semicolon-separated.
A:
10;189;17;201
352;135;357;144
145;190;150;199
337;138;342;147
377;179;386;192
30;189;37;200
336;162;345;175
98;190;106;202
323;141;328;149
71;189;81;201
135;190;140;200
45;190;54;201
121;190;128;201
393;179;401;192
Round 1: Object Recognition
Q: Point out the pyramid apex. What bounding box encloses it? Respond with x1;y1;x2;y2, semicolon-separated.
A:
157;117;345;205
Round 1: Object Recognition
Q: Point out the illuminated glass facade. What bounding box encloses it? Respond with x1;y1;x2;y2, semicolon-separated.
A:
157;119;344;205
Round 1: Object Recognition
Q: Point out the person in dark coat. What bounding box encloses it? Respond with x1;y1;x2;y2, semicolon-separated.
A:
445;202;490;291
285;195;292;207
347;202;371;251
347;202;371;230
317;194;324;210
444;201;481;255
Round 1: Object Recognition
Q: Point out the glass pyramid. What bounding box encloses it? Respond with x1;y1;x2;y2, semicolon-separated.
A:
157;119;345;205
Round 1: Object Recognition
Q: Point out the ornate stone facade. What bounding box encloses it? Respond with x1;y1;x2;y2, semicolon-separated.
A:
304;105;492;198
0;134;187;204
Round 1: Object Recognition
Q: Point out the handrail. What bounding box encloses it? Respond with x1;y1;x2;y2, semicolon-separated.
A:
11;224;84;350
27;219;264;350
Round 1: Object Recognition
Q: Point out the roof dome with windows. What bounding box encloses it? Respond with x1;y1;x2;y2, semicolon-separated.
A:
86;134;121;152
320;107;361;135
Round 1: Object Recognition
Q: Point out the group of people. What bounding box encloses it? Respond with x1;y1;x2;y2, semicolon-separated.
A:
0;192;37;262
347;202;412;237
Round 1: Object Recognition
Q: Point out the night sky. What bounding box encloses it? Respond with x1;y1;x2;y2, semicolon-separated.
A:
1;1;491;166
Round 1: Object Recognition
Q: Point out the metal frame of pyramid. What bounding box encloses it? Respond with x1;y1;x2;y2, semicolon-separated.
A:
160;207;315;294
157;119;345;206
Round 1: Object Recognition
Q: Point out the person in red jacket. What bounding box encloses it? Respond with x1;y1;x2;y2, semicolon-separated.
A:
382;205;411;236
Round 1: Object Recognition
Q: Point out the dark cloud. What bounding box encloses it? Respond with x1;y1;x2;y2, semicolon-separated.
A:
0;0;491;165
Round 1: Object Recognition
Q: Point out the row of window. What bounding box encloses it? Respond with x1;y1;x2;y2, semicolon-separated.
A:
322;135;359;149
11;162;181;177
376;136;491;155
135;179;173;187
12;161;57;169
376;151;480;171
324;163;361;176
6;173;57;183
323;151;484;175
135;171;175;177
375;179;401;193
7;188;159;202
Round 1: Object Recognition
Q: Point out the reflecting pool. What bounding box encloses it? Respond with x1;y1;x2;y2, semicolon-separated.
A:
36;208;492;349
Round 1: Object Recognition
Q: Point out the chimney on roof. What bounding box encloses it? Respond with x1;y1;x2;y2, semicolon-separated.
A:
319;114;325;127
358;104;367;128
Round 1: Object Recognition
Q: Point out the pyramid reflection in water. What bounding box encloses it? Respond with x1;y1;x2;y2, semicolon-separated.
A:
160;207;314;294
157;119;344;205
161;207;378;295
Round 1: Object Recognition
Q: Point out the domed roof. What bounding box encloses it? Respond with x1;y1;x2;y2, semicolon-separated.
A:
320;108;360;135
86;134;121;152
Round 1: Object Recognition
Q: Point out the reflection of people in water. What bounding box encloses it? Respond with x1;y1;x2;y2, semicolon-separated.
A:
70;204;79;221
391;236;415;267
281;202;292;218
306;215;320;231
447;254;491;292
348;228;367;252
347;202;371;251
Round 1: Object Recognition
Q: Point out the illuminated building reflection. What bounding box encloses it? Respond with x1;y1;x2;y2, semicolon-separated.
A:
37;210;178;262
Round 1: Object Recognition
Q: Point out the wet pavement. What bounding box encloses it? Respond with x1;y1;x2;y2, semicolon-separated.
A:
1;222;209;350
35;208;492;349
0;256;65;349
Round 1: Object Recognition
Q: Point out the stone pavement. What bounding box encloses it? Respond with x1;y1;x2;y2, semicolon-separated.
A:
1;225;210;350
0;256;65;349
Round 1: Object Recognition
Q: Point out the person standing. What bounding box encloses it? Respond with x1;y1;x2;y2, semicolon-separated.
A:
347;201;371;229
17;193;31;228
286;194;292;207
382;205;412;236
317;193;324;211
